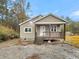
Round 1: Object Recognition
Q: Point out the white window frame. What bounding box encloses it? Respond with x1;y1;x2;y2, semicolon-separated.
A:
50;25;58;32
24;27;32;33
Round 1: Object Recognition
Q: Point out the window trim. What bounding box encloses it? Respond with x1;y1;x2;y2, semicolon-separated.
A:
50;25;58;32
24;27;32;33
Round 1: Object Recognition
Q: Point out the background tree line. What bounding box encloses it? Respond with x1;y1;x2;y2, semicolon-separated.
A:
0;0;30;31
0;0;30;41
65;17;79;35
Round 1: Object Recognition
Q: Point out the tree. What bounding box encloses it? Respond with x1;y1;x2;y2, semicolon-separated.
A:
7;0;30;31
65;17;73;32
65;17;79;35
12;0;30;23
0;0;31;31
0;0;7;20
72;22;79;35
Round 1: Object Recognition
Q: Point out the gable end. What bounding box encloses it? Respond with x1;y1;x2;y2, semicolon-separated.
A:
34;14;66;23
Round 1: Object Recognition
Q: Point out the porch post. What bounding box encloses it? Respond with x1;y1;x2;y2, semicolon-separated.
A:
34;24;36;43
64;24;66;41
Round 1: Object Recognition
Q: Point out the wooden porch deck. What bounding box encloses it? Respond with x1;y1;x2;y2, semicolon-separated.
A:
35;32;64;44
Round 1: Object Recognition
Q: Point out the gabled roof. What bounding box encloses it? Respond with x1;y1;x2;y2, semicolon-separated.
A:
19;14;67;25
19;15;43;25
33;14;67;23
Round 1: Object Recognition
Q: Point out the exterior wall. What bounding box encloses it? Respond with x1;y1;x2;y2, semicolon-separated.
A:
35;16;65;24
20;22;35;42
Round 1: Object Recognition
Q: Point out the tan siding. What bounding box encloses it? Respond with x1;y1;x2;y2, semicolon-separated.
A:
20;22;35;42
35;16;64;24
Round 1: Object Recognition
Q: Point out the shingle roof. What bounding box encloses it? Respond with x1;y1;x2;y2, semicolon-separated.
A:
19;14;67;25
19;15;43;25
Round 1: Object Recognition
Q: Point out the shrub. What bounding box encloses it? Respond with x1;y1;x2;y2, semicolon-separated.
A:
0;33;9;41
0;25;19;41
9;33;19;39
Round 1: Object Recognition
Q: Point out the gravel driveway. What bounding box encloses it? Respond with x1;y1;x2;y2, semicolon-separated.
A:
0;44;79;59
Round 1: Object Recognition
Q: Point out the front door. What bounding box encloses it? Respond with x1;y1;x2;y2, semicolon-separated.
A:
40;26;46;36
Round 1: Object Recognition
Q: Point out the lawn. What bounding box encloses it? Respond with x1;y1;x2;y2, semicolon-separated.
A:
66;36;79;47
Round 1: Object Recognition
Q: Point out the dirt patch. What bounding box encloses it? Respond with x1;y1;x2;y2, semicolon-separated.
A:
26;53;40;59
0;39;20;48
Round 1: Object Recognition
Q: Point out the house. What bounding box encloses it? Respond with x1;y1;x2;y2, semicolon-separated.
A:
19;14;66;44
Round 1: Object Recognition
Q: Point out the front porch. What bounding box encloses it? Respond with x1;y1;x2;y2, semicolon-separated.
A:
35;24;65;44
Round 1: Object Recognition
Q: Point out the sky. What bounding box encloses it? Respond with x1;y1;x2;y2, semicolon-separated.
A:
27;0;79;21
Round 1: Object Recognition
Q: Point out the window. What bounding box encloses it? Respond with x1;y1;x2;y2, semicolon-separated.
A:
50;25;57;32
25;27;32;32
50;25;60;32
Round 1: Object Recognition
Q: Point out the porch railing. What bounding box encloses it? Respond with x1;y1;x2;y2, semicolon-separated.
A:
36;32;63;38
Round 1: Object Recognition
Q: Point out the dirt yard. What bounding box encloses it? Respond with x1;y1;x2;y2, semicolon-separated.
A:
0;35;79;48
0;37;79;59
0;39;20;48
0;39;33;48
0;44;79;59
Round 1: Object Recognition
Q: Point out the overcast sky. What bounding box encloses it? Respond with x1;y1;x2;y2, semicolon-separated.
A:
27;0;79;21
